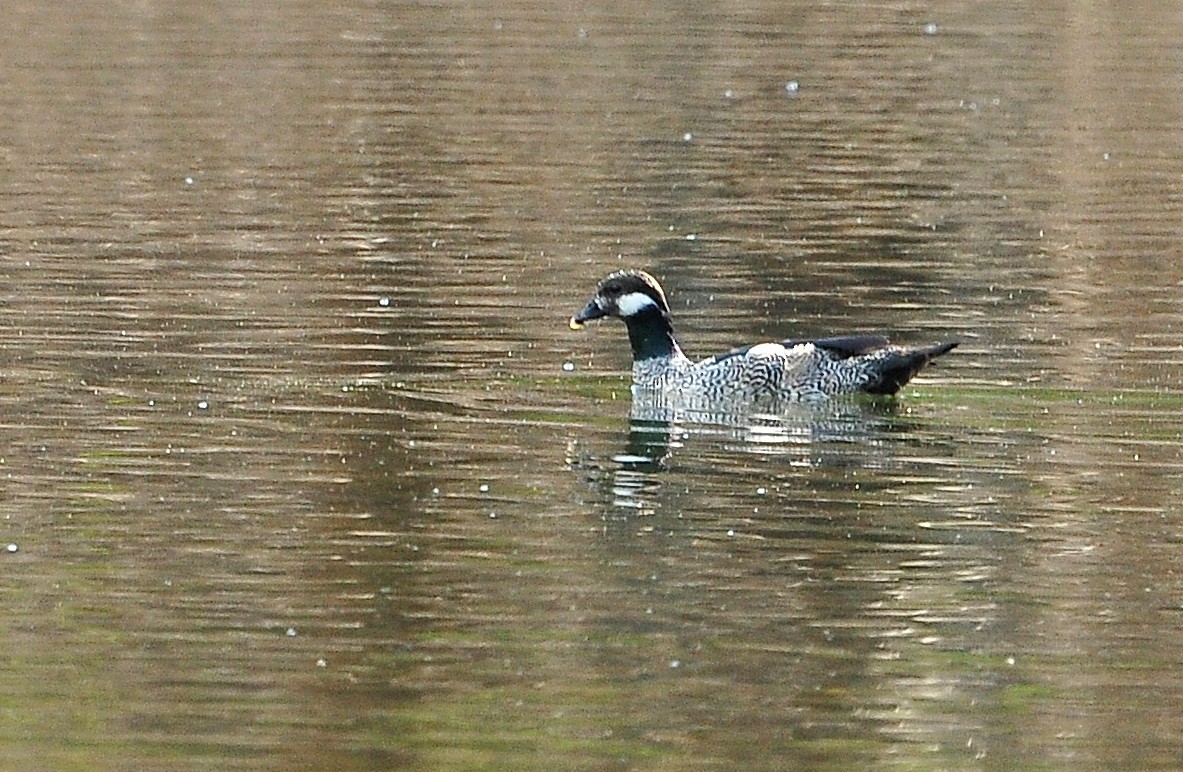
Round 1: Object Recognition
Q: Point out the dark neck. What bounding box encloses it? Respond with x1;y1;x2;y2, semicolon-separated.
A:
623;306;682;362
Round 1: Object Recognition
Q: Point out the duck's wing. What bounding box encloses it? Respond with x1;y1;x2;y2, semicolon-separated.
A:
705;342;761;365
779;334;892;359
706;334;890;365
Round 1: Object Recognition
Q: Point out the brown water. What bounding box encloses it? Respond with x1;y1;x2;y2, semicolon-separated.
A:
3;0;1183;769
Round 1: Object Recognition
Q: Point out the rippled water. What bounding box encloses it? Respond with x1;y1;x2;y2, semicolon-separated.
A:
3;0;1183;768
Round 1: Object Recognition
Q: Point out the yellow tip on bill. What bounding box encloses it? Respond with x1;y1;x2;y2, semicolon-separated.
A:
568;317;584;330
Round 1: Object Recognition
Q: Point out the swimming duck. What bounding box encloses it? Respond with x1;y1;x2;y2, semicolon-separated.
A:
569;269;957;402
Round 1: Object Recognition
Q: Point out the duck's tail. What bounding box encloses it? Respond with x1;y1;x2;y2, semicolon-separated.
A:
863;341;959;396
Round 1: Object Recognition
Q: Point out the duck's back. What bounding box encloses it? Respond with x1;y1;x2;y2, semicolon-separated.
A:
633;337;956;402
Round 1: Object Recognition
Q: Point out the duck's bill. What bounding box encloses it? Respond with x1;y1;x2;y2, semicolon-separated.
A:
569;300;606;330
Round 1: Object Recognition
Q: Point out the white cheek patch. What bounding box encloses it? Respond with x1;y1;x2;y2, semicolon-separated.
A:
616;291;659;317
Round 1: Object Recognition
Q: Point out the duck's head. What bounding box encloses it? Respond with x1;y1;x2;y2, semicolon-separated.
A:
569;269;671;330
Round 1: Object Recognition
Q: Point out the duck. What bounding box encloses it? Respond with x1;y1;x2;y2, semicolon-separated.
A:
569;269;957;403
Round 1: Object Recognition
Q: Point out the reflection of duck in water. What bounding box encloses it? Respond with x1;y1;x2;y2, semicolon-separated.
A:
572;404;927;522
569;270;957;410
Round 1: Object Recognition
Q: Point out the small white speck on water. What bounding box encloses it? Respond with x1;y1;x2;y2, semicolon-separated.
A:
727;529;735;537
785;80;800;94
924;22;939;35
682;132;693;142
756;487;767;495
184;176;195;186
724;88;736;99
669;660;681;669
5;543;17;553
685;233;696;241
562;361;575;372
286;627;297;637
197;400;209;410
378;297;391;307
316;658;327;668
479;483;490;493
489;512;497;519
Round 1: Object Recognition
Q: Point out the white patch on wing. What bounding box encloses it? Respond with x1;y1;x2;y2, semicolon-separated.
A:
616;291;659;317
746;342;788;359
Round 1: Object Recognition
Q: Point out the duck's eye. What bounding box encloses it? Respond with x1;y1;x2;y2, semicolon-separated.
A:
603;282;622;297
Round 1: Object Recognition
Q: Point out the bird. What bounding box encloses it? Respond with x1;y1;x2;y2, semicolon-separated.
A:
568;269;957;403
